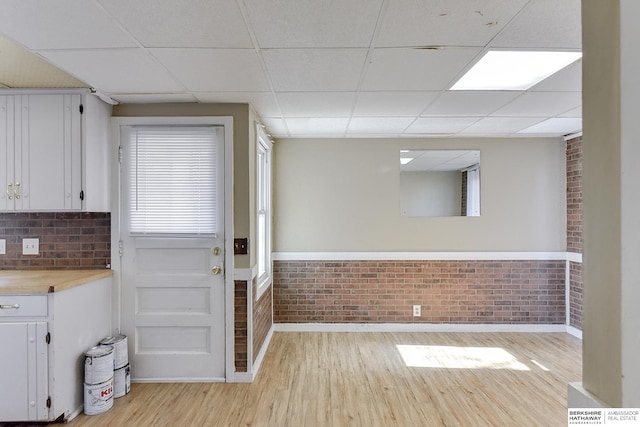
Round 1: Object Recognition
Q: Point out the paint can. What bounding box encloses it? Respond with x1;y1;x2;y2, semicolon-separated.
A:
100;334;128;369
113;363;131;398
84;346;114;385
83;378;114;415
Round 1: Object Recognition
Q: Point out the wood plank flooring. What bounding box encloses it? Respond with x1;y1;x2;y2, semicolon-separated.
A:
68;332;581;427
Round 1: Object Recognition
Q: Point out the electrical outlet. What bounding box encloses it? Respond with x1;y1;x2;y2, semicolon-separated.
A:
23;238;39;255
413;305;421;317
0;239;6;255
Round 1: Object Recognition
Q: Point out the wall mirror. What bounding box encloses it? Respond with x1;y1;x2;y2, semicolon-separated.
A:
400;150;480;217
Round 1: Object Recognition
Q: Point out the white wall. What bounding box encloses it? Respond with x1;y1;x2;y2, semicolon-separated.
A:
400;171;461;217
273;137;566;252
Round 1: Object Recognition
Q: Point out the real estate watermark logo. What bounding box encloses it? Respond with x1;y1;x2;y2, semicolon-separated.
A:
568;409;640;426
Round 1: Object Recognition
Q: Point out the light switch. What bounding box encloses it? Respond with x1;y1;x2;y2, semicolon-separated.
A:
23;238;39;255
0;239;5;255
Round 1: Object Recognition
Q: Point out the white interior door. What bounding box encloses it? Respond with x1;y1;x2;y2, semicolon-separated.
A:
119;124;226;381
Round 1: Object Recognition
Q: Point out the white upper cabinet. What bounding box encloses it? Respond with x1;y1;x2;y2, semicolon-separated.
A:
0;92;110;212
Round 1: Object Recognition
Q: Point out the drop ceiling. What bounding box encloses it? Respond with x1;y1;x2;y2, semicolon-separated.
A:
0;0;582;139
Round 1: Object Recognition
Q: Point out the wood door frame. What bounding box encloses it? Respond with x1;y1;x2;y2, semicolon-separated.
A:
110;116;234;382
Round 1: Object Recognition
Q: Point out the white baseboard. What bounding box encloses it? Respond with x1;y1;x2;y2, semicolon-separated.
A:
132;377;225;383
274;323;568;333
229;372;254;383
566;325;583;339
66;405;84;422
252;325;274;376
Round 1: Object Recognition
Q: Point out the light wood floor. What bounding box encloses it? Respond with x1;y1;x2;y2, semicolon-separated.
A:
68;332;581;427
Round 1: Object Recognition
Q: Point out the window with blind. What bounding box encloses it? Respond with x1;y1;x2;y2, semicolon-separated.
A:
123;126;222;235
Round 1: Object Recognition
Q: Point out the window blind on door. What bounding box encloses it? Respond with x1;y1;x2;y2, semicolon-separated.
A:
124;126;220;235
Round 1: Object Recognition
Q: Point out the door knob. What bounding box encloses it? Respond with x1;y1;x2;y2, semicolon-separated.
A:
211;266;222;275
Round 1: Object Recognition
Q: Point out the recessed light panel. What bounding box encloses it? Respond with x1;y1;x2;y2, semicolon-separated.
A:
451;50;582;91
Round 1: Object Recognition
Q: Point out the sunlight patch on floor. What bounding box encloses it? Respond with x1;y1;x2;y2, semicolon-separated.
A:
396;345;531;370
530;359;551;371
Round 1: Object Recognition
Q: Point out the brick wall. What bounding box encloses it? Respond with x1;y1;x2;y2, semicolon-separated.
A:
274;260;566;324
253;280;272;364
566;135;583;331
0;212;110;269
234;280;248;372
567;136;583;252
569;261;583;329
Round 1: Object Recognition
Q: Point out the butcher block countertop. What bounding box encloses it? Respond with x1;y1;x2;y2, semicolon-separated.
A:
0;269;113;295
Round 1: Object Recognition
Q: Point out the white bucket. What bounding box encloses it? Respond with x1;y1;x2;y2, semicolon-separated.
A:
100;334;128;369
84;378;114;415
114;363;131;398
84;346;114;385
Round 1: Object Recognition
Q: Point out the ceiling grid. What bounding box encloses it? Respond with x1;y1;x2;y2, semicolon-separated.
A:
0;0;582;138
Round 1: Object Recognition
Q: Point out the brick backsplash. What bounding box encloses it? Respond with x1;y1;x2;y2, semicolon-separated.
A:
274;260;566;324
0;212;111;269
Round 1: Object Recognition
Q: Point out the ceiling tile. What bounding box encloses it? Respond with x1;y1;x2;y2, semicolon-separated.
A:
277;92;355;117
263;49;368;91
377;0;528;47
286;118;349;135
111;93;196;103
194;92;280;117
0;0;136;49
531;59;582;92
347;117;414;134
559;106;582;118
354;91;439;116
458;117;544;134
518;117;582;135
491;0;581;49
422;91;522;116
491;92;582;117
244;0;382;48
97;0;253;48
361;48;481;91
404;117;479;134
150;49;270;92
39;49;184;93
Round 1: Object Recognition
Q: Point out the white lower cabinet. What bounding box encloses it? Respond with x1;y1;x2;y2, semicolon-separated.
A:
0;321;49;421
0;277;111;422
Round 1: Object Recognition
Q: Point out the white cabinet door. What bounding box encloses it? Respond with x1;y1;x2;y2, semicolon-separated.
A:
0;96;16;211
0;322;49;421
1;94;82;211
17;94;82;211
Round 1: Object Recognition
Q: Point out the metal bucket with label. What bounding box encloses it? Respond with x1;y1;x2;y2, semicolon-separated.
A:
83;378;114;415
84;345;114;385
114;363;131;398
100;334;128;369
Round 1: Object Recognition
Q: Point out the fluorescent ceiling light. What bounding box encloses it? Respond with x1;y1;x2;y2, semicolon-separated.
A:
451;50;582;91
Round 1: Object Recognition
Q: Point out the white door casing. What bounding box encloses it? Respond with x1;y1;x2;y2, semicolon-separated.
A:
111;117;233;382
